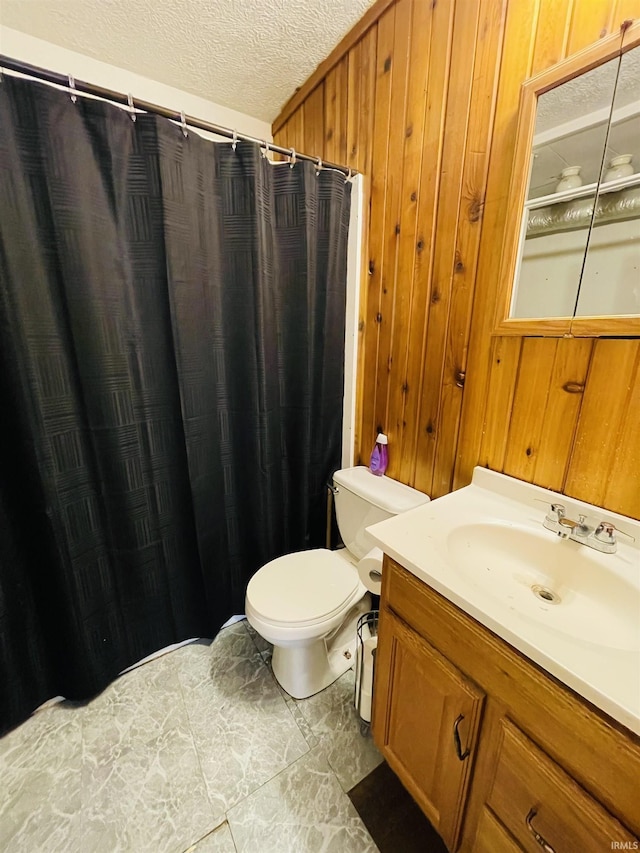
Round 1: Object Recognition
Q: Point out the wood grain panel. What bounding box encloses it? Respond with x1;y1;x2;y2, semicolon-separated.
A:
273;0;640;520
455;0;541;488
565;340;640;509
372;0;412;446
359;5;396;456
385;0;436;473
431;0;508;498
413;0;483;494
396;0;454;483
532;338;593;491
324;57;348;166
302;85;325;162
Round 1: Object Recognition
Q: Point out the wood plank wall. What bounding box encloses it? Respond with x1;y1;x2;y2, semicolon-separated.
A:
273;0;640;520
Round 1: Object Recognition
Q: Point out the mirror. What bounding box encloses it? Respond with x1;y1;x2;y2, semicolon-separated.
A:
496;22;640;337
511;57;619;319
575;46;640;317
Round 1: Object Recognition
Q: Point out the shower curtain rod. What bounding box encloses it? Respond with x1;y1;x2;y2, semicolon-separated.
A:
0;54;357;178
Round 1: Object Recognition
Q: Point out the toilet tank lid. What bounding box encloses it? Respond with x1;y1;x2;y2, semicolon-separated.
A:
333;466;430;514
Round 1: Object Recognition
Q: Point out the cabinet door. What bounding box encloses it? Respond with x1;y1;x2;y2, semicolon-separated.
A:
372;609;484;851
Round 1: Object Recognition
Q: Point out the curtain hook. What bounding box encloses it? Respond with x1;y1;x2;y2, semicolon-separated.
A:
180;110;188;138
127;93;136;122
262;139;270;159
232;129;238;151
289;147;296;169
315;156;322;176
344;167;352;183
68;73;77;104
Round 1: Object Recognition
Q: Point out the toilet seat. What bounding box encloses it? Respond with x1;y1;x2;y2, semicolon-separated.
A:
246;549;360;628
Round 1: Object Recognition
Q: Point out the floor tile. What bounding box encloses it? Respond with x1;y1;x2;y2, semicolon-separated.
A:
0;702;84;852
293;669;383;791
227;748;378;853
76;645;216;853
177;623;309;821
185;822;237;852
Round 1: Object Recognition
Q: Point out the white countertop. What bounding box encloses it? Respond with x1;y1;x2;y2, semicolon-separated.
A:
366;467;640;736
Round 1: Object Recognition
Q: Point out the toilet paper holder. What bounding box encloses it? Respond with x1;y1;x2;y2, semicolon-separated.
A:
354;609;379;734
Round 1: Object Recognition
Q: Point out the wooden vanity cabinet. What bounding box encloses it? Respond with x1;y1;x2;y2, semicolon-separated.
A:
371;557;640;853
373;607;484;851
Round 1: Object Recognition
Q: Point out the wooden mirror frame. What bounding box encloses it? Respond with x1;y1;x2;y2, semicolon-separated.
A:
494;20;640;338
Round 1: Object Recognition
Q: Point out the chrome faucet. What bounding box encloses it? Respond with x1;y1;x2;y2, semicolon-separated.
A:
539;503;634;553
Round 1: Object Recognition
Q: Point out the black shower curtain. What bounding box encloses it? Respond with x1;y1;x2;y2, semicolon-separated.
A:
0;75;351;733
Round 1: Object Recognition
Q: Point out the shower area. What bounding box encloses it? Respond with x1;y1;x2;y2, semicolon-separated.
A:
0;63;358;737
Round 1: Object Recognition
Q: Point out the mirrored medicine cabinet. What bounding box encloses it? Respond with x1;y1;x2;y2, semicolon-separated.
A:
495;21;640;337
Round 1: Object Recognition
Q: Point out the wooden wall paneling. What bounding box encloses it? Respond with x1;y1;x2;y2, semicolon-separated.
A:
273;0;396;132
412;0;484;495
431;0;508;499
324;57;349;166
474;0;579;481
532;338;593;491
502;338;559;483
529;0;573;73
395;0;455;484
274;0;640;519
564;340;640;514
566;2;614;53
354;27;378;178
478;337;522;471
453;0;542;490
359;5;396;462
371;0;413;454
384;0;436;476
613;0;640;27
302;85;325;162
603;352;640;518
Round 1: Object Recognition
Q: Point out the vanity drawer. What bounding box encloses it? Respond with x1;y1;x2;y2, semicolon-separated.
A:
474;808;523;853
487;720;638;852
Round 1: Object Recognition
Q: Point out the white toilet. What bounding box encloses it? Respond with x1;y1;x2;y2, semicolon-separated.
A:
245;466;429;699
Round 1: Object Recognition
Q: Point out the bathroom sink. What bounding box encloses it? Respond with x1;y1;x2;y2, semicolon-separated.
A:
366;466;640;734
446;523;640;651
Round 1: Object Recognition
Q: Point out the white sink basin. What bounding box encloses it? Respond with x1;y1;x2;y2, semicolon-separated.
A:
447;523;639;651
366;467;640;735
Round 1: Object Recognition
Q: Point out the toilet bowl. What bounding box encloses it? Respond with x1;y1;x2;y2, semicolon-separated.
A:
245;466;429;699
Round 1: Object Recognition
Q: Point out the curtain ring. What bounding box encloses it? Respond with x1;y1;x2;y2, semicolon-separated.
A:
315;157;322;176
232;129;238;151
127;93;136;122
289;147;296;169
68;73;77;104
344;167;352;183
180;110;188;138
262;139;270;159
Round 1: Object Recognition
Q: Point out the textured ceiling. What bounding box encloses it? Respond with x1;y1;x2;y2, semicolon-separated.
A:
0;0;376;121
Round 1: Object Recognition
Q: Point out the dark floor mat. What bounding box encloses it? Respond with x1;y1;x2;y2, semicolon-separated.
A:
348;760;449;853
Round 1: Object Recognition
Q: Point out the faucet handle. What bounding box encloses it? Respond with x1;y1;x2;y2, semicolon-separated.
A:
594;522;635;544
533;499;565;520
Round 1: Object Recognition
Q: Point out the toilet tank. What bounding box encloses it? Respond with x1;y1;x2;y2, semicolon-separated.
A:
332;466;429;560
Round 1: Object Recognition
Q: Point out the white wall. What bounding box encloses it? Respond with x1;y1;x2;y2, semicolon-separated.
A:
0;27;272;142
342;175;364;469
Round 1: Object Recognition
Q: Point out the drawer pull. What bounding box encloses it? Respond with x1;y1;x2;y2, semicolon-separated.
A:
526;808;555;853
453;714;470;761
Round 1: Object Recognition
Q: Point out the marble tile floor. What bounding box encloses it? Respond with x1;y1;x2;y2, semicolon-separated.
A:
0;620;383;853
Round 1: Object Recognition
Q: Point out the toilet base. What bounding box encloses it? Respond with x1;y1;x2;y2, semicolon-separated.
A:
271;594;371;699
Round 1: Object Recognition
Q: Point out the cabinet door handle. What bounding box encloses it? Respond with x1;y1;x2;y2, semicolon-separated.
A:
453;714;470;760
526;808;555;853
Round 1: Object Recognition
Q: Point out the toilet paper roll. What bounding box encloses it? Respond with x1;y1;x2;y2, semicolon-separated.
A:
357;547;383;595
